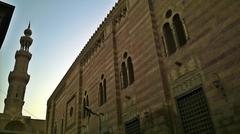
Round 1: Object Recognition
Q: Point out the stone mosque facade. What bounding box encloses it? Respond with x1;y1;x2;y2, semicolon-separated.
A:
46;0;240;134
0;24;45;134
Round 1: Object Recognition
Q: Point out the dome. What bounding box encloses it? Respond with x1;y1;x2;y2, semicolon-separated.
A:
24;28;32;36
24;22;32;36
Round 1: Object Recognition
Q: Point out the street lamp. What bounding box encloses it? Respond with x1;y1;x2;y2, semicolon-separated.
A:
84;106;104;134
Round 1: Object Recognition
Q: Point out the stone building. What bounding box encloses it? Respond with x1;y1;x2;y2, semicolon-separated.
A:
0;24;45;134
0;1;14;49
46;0;240;134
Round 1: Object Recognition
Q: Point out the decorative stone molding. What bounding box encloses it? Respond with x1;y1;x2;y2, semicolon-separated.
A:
122;109;139;123
114;6;128;26
78;0;126;66
81;32;105;66
8;71;30;84
172;73;202;97
169;58;203;97
105;24;112;38
122;96;138;121
122;96;134;109
65;95;76;130
169;58;199;82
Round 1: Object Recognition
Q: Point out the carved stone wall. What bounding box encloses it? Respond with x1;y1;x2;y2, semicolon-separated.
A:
169;58;203;97
46;0;240;134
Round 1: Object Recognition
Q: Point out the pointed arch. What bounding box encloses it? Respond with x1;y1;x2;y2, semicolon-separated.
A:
86;95;90;117
121;62;128;89
83;92;90;118
127;57;134;84
103;78;107;103
99;83;103;106
163;23;176;55
83;98;86;118
173;14;187;46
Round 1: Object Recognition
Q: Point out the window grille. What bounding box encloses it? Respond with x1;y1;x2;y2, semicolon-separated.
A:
176;87;215;134
125;117;141;134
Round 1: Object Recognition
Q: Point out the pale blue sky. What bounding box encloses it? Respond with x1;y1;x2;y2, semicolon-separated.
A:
0;0;117;119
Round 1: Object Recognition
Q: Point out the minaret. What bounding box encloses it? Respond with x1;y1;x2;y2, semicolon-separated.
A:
4;23;33;117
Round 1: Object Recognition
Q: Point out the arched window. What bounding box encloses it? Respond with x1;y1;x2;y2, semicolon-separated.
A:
121;62;128;88
121;52;135;89
162;10;188;56
103;79;107;103
99;83;103;106
99;75;107;106
163;23;176;55
83;98;86;118
86;95;90;117
70;107;73;117
83;91;90;118
173;14;187;47
127;57;134;84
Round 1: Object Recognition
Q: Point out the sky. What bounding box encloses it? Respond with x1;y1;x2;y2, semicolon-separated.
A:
0;0;118;119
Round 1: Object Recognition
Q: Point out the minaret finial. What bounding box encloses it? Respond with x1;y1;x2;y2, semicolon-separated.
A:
28;21;31;29
20;23;33;51
24;22;32;36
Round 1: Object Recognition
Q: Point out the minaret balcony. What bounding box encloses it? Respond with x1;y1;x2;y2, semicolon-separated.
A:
15;50;32;60
8;71;30;84
20;36;33;44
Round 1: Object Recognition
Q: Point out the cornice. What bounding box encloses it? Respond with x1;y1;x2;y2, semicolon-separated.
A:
78;0;126;65
48;0;128;104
